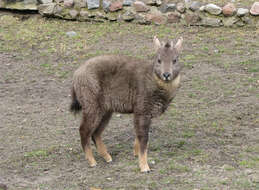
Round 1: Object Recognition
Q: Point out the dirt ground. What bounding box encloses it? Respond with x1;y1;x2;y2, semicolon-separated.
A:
0;11;258;190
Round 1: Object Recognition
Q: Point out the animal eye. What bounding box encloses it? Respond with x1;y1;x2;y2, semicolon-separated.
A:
158;59;161;64
172;59;177;64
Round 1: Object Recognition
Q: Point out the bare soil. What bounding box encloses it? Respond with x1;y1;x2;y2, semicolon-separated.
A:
0;12;258;190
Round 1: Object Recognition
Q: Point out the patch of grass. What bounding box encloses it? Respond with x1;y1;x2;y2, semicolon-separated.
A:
169;161;191;172
239;157;259;169
24;150;48;158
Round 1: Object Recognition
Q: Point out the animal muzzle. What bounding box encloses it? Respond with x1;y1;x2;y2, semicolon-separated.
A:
162;72;171;81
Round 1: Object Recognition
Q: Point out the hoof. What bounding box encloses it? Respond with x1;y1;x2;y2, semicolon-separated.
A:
89;162;97;167
103;154;112;163
140;165;151;173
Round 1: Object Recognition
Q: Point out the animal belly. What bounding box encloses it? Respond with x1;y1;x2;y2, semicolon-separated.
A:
105;98;133;113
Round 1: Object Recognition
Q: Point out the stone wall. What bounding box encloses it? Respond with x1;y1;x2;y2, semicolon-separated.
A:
1;0;258;27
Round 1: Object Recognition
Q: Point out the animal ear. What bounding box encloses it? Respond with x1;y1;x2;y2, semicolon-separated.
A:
153;36;161;51
175;37;183;53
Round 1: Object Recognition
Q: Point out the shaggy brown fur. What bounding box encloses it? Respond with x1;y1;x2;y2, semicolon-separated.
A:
70;36;183;172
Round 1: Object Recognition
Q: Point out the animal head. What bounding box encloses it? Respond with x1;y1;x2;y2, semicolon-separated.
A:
153;36;183;82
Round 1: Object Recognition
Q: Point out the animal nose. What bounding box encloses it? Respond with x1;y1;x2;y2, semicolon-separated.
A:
163;72;171;80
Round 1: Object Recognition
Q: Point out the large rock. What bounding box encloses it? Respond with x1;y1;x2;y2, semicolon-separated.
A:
69;9;78;19
237;8;249;17
222;3;236;16
201;17;221;27
160;3;176;13
102;0;110;10
38;3;56;15
64;0;74;8
184;0;192;9
223;17;239;27
205;3;222;15
40;0;53;4
190;1;202;11
250;2;259;16
3;0;38;10
135;13;151;24
74;0;87;8
133;1;150;12
123;0;135;6
122;10;135;21
146;13;166;25
145;0;161;6
79;10;90;20
109;1;123;12
87;0;99;9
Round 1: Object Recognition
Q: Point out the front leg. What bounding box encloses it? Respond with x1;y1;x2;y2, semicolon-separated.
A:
134;114;151;173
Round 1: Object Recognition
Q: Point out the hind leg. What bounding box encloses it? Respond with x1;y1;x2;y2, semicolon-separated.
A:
92;112;113;163
80;111;103;167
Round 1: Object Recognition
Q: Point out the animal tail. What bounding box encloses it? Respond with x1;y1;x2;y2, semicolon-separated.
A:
70;86;82;114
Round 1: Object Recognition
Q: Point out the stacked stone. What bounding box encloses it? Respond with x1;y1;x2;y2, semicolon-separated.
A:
1;0;258;26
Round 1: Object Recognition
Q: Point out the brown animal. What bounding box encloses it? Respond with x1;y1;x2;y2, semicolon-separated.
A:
70;36;183;172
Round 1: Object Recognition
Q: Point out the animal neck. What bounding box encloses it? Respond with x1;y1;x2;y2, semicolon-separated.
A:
153;73;181;93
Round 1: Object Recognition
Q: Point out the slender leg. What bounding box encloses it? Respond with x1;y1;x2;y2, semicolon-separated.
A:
92;112;113;163
79;111;103;167
134;114;151;172
133;138;140;157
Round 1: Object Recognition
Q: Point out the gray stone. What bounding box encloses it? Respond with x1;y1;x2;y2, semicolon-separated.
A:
205;3;222;15
190;1;201;11
38;3;56;15
155;0;161;6
123;0;135;6
74;0;87;8
237;8;249;17
135;13;151;24
3;0;38;10
145;0;161;6
79;10;89;18
87;0;99;9
199;5;205;11
40;0;53;4
66;31;77;37
184;0;192;9
107;14;117;21
64;0;74;7
53;4;63;14
160;3;176;13
103;0;110;10
146;13;166;25
96;11;108;19
223;17;239;27
201;17;221;27
122;10;135;21
241;16;250;24
133;1;149;12
176;2;185;13
250;2;259;16
69;9;78;19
